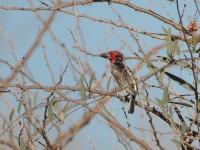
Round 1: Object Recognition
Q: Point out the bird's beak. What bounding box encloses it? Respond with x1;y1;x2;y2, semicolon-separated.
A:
100;53;108;58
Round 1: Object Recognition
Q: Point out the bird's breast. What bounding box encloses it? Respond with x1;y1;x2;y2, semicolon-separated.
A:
111;67;123;80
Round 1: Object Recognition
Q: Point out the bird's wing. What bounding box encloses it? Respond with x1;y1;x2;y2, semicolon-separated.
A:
122;67;138;96
111;64;138;96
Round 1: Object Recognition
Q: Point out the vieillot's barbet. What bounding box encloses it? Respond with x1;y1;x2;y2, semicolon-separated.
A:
100;51;138;114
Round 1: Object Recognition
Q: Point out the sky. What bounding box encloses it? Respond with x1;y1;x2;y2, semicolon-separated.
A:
0;0;199;150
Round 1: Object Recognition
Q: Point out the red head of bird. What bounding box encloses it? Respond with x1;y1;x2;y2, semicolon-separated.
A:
100;51;124;64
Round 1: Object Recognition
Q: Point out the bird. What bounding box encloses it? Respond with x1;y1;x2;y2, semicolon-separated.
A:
100;51;138;114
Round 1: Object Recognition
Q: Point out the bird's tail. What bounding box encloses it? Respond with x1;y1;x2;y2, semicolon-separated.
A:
128;95;136;114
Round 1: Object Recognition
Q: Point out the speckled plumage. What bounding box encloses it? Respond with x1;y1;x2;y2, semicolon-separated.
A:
100;51;138;113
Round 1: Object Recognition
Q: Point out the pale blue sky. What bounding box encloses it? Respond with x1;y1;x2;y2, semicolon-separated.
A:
0;0;198;149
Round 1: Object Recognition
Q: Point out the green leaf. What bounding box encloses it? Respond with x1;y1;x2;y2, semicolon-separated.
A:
2;117;6;129
89;72;95;89
107;78;111;91
176;61;190;67
48;103;54;122
181;125;188;135
168;105;175;125
9;109;15;122
169;105;173;116
165;72;195;91
163;27;173;59
17;101;23;114
172;40;180;56
62;101;70;113
33;91;38;107
191;35;200;47
158;69;165;82
33;121;38;137
156;98;165;113
51;96;58;110
182;50;190;53
53;123;61;132
162;27;168;35
129;75;136;85
57;111;64;124
162;87;169;106
144;60;157;72
20;137;25;150
168;101;192;107
182;49;200;53
171;139;181;148
198;101;200;115
99;103;109;115
80;77;87;100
